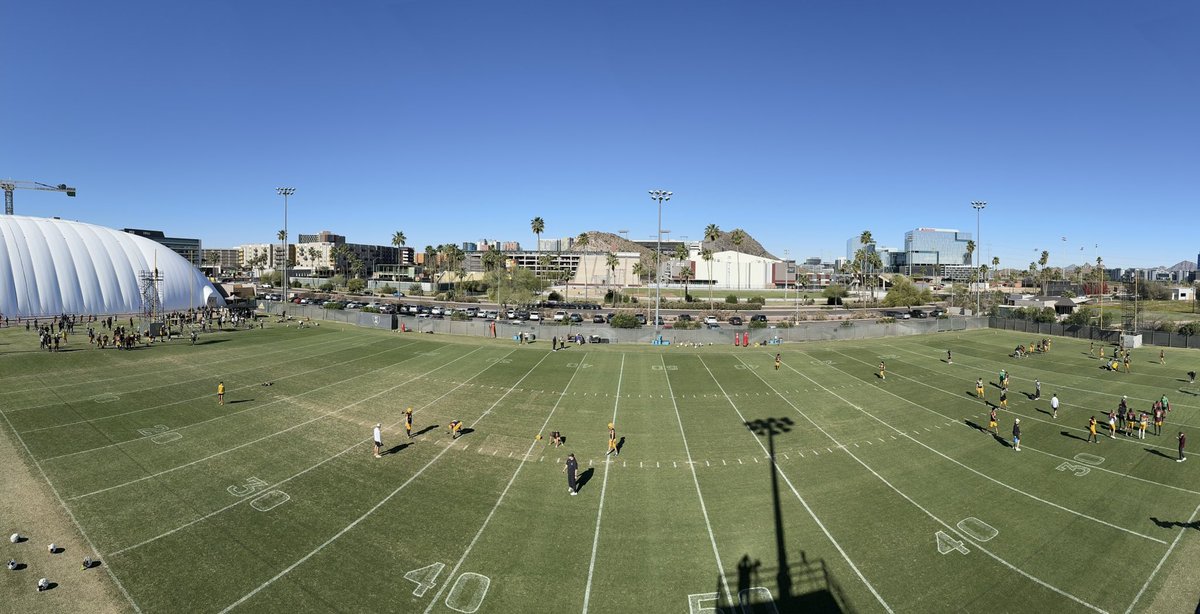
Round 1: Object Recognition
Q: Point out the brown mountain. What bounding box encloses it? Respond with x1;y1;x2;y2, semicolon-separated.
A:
577;229;777;261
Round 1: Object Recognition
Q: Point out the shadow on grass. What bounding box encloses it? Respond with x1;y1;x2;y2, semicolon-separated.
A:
383;442;410;456
616;436;625;454
1145;448;1175;460
1061;431;1088;442
413;425;438;437
992;433;1011;448
965;419;986;433
575;468;594;492
228;399;254;404
1150;517;1200;530
1034;408;1053;417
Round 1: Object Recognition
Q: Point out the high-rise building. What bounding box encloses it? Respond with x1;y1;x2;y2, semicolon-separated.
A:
123;228;202;267
897;228;973;275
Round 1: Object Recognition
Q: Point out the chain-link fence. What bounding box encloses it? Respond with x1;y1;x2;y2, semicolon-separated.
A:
986;316;1200;349
260;302;986;345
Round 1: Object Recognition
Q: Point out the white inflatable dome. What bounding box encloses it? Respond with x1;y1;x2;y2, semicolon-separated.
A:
0;215;226;318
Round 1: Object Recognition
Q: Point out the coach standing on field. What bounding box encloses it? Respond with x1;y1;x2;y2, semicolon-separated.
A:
563;453;579;496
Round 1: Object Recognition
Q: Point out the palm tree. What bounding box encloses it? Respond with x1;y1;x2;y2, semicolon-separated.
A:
679;267;693;301
204;251;219;278
702;248;714;308
858;230;876;301
631;261;647;287
530;217;545;276
392;230;406;249
576;232;590;302
482;246;503;306
704;224;722;249
965;240;976;266
307;246;321;275
729;229;745;290
605;252;619;305
423;245;437;281
991;256;1000;287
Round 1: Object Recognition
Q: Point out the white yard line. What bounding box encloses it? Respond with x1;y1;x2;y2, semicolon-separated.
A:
0;402;144;613
828;348;1184;454
1124;501;1200;614
740;354;1108;613
108;348;518;557
19;336;410;431
67;346;483;500
218;350;557;614
786;352;1167;545
820;349;1200;496
582;353;624;614
696;357;893;613
419;355;591;613
659;354;733;605
0;326;341;399
40;340;431;462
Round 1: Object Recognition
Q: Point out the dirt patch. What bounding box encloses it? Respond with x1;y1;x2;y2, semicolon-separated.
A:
0;419;132;613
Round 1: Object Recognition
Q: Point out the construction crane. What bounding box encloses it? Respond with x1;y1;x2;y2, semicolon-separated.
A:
1;180;77;215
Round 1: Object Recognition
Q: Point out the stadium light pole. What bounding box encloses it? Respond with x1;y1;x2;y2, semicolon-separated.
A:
277;187;295;297
649;189;672;338
972;200;986;315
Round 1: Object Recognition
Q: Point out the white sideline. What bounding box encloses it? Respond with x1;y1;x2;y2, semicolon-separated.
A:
697;357;893;613
582;353;624;613
788;352;1167;544
1124;501;1200;614
757;354;1109;613
43;339;430;462
658;354;734;606
108;348;518;557
419;355;590;613
67;346;481;501
0;399;144;612
217;351;556;614
19;335;398;431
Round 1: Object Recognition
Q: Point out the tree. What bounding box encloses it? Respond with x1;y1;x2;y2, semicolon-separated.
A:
576;232;590;302
487;266;543;307
702;248;714;308
882;275;932;307
530;217;545;276
857;230;875;301
965;240;975;268
423;245;437;281
704;224;722;249
538;253;554;285
392;230;406;249
482;246;504;305
991;257;1000;285
679;267;694;301
823;283;849;305
631;260;647;286
347;278;366;293
730;229;745;290
605;252;619;305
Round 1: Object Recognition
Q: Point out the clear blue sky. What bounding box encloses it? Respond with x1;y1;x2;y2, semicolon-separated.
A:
5;1;1197;269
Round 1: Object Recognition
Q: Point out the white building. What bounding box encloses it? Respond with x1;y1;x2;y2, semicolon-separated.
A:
1170;287;1193;301
690;250;780;289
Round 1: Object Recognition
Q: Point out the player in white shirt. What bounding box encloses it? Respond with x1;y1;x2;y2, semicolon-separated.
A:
373;423;383;458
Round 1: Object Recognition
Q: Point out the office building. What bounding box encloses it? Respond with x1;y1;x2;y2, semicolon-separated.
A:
123;228;202;267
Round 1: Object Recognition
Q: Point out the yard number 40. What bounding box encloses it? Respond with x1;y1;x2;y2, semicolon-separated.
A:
404;562;491;614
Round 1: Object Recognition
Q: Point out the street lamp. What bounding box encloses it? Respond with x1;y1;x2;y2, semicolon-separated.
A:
972;200;986;315
277;187;295;297
649;189;672;338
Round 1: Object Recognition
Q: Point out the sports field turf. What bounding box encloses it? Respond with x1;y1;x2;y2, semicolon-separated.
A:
2;323;1200;613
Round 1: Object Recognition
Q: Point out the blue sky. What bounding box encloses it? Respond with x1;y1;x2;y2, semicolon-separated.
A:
4;1;1197;269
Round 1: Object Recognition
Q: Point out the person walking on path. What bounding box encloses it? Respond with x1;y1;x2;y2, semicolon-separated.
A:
563;453;579;495
373;423;383;458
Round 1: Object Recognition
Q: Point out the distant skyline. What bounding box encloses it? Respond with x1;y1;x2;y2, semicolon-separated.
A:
4;1;1197;269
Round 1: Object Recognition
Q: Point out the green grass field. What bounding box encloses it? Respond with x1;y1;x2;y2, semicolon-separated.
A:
3;323;1200;613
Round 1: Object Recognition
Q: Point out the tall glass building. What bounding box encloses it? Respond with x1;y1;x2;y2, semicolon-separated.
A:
900;228;973;273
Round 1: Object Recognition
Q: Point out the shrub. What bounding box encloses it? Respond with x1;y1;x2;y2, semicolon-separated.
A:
324;302;344;310
1156;320;1177;333
361;306;381;313
609;313;641;328
748;296;765;305
451;311;471;321
1178;323;1198;337
347;278;366;293
725;294;739;304
673;319;701;330
378;285;397;296
319;282;335;292
547;290;563;302
748;320;768;329
407;283;424;296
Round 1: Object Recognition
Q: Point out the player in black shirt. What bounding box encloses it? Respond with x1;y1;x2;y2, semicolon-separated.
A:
563;453;579;495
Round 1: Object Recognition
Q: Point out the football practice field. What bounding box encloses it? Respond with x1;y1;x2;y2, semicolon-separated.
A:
3;322;1200;613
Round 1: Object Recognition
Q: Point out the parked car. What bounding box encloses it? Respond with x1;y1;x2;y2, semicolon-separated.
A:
528;312;541;321
635;313;647;325
704;316;719;325
553;310;567;321
569;313;584;323
929;308;946;317
750;314;768;323
910;309;928;318
728;316;744;326
677;314;693;322
592;314;605;323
